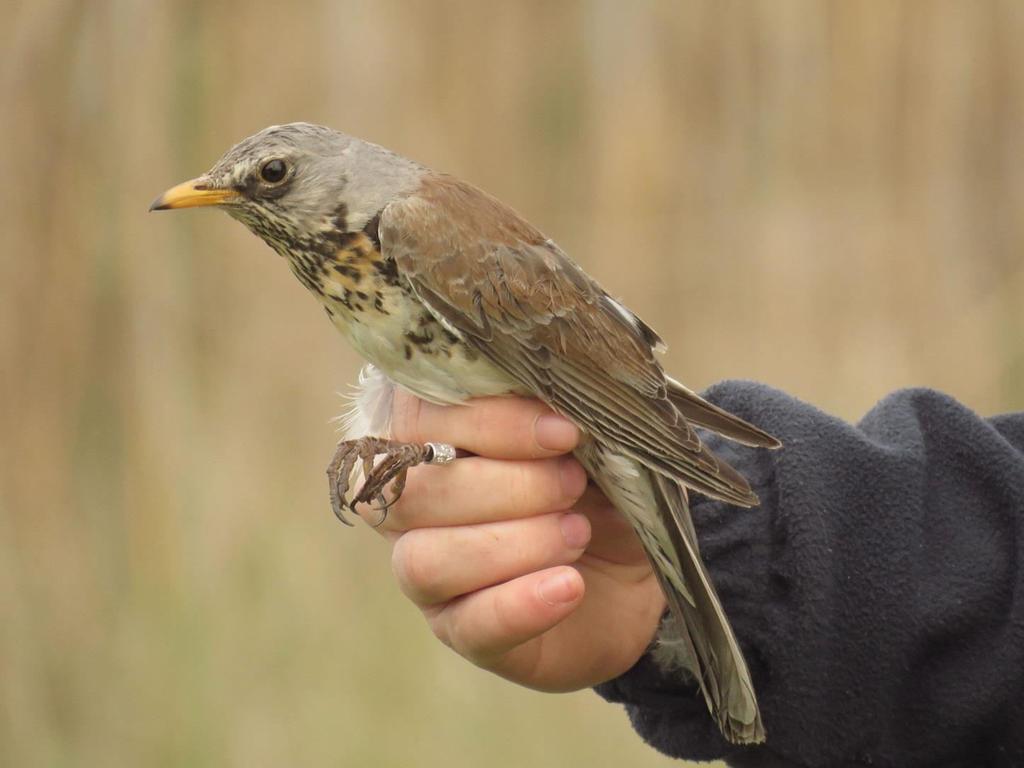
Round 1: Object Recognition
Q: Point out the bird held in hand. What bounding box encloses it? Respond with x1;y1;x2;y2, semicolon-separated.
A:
151;122;780;744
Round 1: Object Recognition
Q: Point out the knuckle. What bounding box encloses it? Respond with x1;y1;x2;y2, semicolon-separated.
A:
446;604;489;662
506;461;560;513
469;401;491;443
442;588;519;664
426;611;453;649
505;463;534;510
462;589;518;663
384;467;425;522
444;608;472;657
391;532;442;602
489;588;518;643
390;391;422;443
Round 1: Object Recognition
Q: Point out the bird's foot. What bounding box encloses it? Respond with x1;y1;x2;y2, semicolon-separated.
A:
327;437;450;527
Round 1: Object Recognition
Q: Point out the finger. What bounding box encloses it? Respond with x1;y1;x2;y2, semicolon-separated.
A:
570;484;648;565
361;455;588;531
392;512;592;607
426;566;585;664
390;391;580;459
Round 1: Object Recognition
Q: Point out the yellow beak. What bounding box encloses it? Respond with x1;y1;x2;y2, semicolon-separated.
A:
149;178;240;211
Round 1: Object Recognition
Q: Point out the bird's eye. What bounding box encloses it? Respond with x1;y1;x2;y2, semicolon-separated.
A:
260;159;287;184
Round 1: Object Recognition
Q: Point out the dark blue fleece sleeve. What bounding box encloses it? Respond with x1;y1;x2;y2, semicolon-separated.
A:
595;382;1024;768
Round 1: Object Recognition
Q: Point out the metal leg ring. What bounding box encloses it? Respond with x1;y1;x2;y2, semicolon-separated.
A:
425;442;457;465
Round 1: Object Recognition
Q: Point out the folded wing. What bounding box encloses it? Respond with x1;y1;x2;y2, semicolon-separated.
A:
380;173;776;505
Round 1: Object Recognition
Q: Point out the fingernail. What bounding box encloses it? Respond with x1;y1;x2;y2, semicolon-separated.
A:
535;413;580;451
538;570;581;605
559;513;591;550
559;457;587;500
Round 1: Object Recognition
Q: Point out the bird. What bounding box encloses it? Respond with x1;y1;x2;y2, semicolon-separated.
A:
150;122;780;744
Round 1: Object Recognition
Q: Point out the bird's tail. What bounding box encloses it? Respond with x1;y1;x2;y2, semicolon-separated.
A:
665;376;780;449
648;471;764;744
579;443;764;744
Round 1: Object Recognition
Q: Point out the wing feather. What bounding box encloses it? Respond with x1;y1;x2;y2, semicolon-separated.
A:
380;173;766;506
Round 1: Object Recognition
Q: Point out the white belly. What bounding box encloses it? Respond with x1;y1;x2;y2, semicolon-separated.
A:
326;291;518;407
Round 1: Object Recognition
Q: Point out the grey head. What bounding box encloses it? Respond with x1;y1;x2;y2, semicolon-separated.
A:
150;122;425;256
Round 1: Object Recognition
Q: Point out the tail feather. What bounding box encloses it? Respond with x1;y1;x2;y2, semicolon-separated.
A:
650;472;764;743
667;377;781;449
577;440;765;745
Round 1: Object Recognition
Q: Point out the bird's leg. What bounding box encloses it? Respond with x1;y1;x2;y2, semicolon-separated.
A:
327;438;382;526
354;444;431;527
326;437;437;526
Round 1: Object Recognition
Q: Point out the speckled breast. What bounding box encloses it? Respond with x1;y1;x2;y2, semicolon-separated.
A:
291;230;518;405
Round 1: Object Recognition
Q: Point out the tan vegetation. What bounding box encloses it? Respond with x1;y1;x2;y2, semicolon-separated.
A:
2;1;1021;765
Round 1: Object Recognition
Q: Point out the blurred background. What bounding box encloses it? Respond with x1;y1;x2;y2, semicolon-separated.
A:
3;1;1023;765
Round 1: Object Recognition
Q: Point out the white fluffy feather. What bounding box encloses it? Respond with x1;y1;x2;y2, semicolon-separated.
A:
337;364;397;439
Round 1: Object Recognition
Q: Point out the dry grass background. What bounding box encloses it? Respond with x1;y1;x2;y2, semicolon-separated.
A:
2;1;1023;766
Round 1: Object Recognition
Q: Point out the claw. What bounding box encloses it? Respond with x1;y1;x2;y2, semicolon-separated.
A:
325;437;435;525
370;495;390;528
327;442;362;526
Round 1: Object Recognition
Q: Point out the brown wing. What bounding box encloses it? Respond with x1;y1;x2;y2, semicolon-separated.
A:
380;173;765;505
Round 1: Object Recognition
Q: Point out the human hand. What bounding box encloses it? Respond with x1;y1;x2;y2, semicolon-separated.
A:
357;391;666;692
